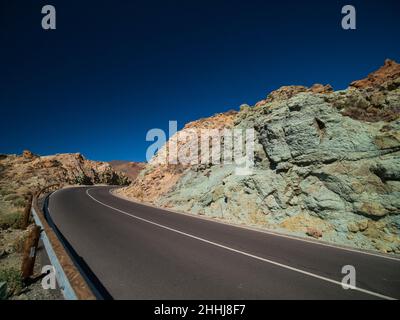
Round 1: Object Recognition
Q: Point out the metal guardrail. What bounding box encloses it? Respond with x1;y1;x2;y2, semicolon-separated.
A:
32;185;97;300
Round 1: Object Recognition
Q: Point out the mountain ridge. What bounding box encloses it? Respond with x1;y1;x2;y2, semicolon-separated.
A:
108;160;146;181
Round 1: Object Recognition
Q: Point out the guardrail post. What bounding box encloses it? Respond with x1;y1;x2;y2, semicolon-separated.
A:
27;185;97;299
22;194;33;229
21;225;41;281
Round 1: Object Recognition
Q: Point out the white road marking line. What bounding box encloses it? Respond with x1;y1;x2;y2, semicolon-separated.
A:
109;188;400;262
86;188;396;300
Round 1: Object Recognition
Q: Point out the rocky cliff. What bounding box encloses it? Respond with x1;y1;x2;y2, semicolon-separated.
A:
118;60;400;254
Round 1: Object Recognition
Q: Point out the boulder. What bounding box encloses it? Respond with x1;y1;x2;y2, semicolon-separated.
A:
22;150;36;160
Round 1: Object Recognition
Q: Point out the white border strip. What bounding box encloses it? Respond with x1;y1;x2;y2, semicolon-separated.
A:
87;188;397;300
110;189;400;262
31;205;77;300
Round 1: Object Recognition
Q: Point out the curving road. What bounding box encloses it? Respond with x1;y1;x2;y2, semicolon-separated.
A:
47;186;400;300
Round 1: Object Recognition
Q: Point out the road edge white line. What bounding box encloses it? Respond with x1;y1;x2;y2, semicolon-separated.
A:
86;188;396;301
109;188;400;262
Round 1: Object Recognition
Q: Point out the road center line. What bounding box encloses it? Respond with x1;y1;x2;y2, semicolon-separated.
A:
86;188;396;300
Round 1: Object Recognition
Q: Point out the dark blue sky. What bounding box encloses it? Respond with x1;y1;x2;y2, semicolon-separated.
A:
1;0;399;162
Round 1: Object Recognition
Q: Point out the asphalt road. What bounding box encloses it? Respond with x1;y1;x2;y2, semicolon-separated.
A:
47;186;400;300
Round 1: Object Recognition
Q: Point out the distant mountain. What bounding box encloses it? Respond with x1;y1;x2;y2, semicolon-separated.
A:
108;160;146;182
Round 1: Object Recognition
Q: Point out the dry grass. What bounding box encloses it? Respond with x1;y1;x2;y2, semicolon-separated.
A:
0;268;23;298
0;210;24;230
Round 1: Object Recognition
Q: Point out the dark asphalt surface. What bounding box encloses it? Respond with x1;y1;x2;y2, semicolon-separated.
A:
47;186;400;300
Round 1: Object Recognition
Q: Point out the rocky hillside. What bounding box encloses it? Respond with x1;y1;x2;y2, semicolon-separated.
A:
118;59;400;254
0;151;129;299
1;150;130;233
0;151;129;197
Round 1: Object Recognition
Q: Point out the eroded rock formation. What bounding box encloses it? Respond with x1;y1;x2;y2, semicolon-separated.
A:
119;60;400;254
